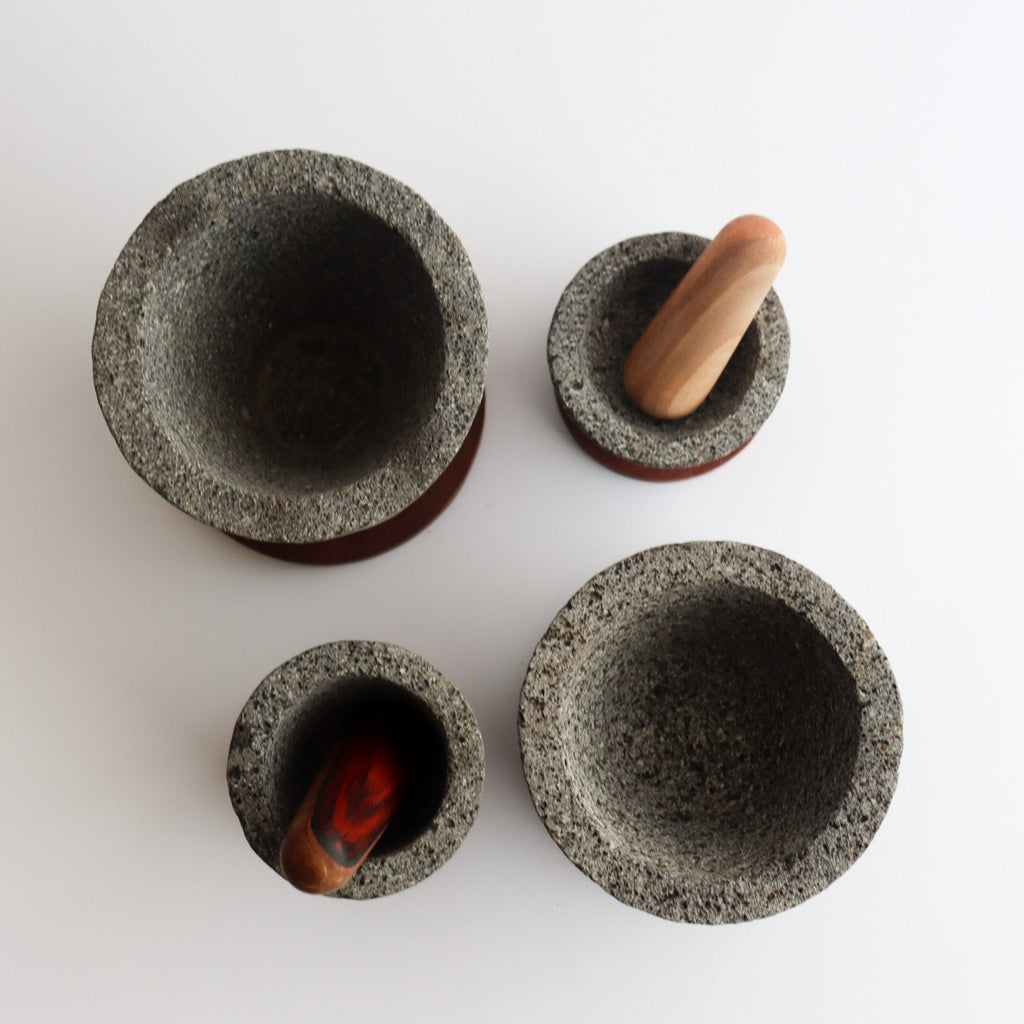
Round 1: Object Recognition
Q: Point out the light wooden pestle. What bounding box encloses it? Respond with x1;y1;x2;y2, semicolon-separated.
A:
279;719;405;895
623;215;786;419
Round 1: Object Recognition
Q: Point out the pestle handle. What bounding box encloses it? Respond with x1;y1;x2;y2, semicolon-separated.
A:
280;720;405;895
623;215;786;419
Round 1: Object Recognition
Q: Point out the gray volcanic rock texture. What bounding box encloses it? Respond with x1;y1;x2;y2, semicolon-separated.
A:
519;541;902;923
548;233;788;471
228;640;485;899
93;150;487;543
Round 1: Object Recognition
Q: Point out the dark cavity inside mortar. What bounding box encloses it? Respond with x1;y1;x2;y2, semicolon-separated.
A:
563;582;860;878
141;194;444;494
276;678;449;858
588;256;759;432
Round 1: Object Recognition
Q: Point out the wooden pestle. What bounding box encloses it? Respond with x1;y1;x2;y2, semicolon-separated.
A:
623;215;786;419
280;718;405;894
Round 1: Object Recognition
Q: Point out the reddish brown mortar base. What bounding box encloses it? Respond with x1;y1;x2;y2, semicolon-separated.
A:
229;397;485;564
556;397;751;481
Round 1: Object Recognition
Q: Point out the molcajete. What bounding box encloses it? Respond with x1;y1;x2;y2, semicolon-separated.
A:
548;233;788;479
93;150;487;562
519;541;902;922
228;640;485;898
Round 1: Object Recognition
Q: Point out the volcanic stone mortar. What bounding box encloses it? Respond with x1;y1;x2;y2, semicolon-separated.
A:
93;150;487;557
519;542;902;923
228;640;484;899
548;233;789;479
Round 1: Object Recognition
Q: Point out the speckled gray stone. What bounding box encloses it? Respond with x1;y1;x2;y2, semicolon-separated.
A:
519;542;902;923
548;233;789;473
227;640;484;899
93;150;487;544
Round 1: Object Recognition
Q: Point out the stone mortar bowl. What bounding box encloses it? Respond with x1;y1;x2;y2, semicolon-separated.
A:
548;233;789;480
228;640;484;899
93;150;487;563
519;541;902;922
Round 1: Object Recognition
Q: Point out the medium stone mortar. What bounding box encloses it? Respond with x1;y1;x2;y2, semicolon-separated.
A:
548;233;789;479
93;150;488;561
519;542;902;923
228;640;484;899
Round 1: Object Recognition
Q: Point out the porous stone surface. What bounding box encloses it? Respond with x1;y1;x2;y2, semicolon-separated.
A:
548;233;789;471
519;541;902;923
93;150;487;544
228;640;485;899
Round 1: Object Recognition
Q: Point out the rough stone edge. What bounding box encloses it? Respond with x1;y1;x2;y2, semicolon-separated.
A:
518;541;902;923
227;640;485;900
92;150;488;543
547;233;789;470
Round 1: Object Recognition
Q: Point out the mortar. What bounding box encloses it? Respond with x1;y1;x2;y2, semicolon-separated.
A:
518;541;902;922
548;233;789;479
227;640;484;898
93;150;487;562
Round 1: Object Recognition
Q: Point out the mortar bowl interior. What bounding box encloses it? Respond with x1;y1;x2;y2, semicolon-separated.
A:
562;581;861;878
142;193;444;496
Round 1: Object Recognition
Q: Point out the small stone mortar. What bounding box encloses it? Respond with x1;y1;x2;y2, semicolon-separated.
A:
93;150;487;562
548;233;789;479
228;640;485;899
519;541;902;923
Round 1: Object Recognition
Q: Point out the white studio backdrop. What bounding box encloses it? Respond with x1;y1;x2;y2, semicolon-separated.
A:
1;1;1021;1021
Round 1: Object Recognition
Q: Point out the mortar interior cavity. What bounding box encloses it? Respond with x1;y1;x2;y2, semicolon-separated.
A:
562;582;860;878
275;678;449;858
586;257;759;431
141;193;444;494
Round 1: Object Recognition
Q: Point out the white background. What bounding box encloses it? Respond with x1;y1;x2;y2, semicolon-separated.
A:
2;2;1021;1020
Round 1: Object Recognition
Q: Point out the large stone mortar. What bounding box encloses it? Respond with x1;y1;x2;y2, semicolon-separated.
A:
228;640;484;899
519;541;902;922
93;150;487;562
548;233;788;479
